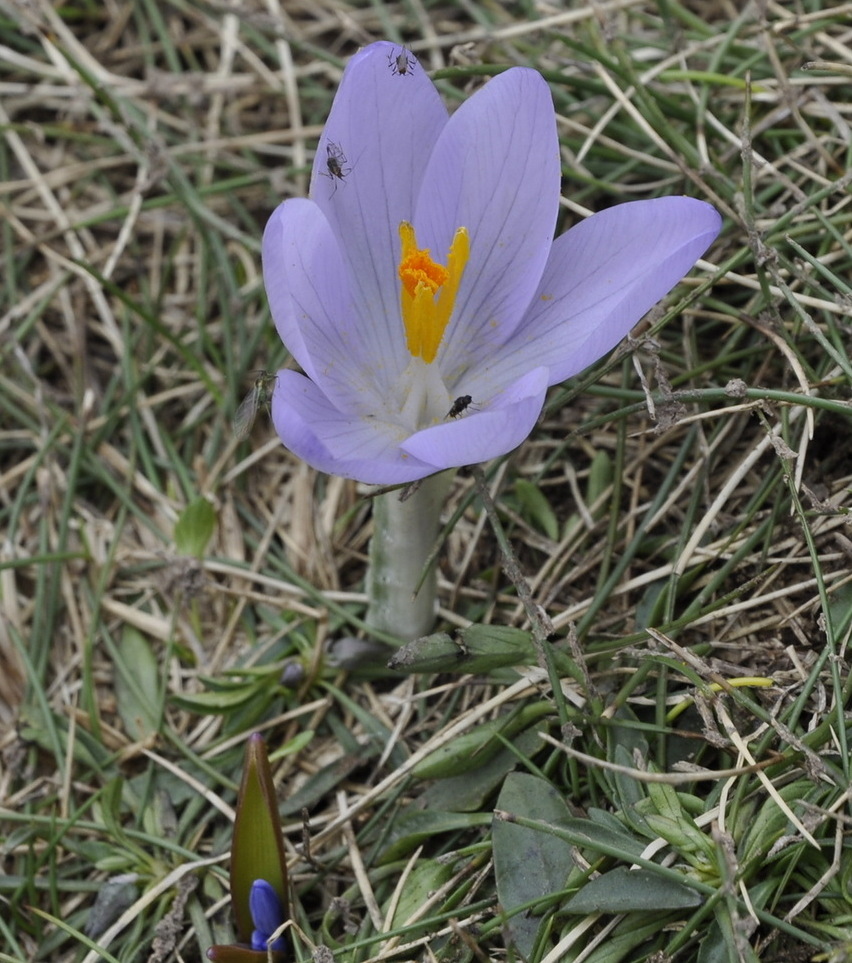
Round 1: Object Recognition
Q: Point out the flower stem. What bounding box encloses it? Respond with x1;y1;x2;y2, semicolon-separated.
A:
366;471;452;642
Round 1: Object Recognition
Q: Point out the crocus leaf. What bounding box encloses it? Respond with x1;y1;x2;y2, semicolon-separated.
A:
419;723;546;813
563;866;702;914
378;809;491;863
230;734;289;946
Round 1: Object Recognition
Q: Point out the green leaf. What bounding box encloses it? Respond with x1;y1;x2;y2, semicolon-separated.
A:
412;702;551;779
114;626;161;740
738;778;814;867
383;858;455;933
563;866;702;914
230;734;289;947
578;911;677;963
587;449;613;509
557;817;647;861
492;773;574;958
170;685;264;714
514;478;559;540
174;496;217;557
419;724;546;813
379;810;491;863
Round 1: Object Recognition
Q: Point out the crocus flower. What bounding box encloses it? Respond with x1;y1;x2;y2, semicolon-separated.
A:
262;42;721;486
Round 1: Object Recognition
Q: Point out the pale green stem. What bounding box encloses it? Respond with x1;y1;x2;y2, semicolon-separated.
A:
366;470;453;642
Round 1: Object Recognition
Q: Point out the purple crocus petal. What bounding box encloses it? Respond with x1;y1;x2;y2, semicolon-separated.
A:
249;880;286;952
415;68;561;367
262;43;722;485
483;197;722;389
271;370;440;484
402;367;549;468
310;41;449;371
262;199;390;406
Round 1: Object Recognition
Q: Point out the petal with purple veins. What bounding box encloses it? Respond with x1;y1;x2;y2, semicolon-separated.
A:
262;199;395;406
414;69;562;370
271;370;441;484
311;42;449;343
481;197;722;389
402;367;549;468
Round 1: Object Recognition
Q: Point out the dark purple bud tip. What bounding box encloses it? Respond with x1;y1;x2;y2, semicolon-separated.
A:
249;879;287;952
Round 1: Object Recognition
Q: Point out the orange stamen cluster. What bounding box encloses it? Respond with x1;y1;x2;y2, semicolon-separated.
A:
398;221;469;364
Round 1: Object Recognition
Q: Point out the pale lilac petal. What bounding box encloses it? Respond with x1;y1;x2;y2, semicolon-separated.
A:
271;370;440;484
482;197;721;389
262;41;722;486
402;367;549;467
310;41;448;370
414;69;561;369
262;199;390;406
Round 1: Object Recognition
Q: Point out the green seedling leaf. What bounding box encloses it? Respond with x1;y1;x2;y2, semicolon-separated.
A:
610;745;650;835
174;496;217;557
513;479;559;540
384;857;455;932
170;686;263;713
114;626;161;741
563;866;702;914
739;778;814;867
379;810;491;863
587;449;613;508
419;723;546;812
413;702;551;780
644;782;712;857
493;773;574;958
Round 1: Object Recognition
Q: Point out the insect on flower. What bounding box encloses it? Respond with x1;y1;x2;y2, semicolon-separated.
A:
320;141;351;194
233;371;276;439
388;46;416;76
446;395;474;419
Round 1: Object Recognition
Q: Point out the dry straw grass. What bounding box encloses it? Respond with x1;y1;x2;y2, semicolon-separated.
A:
2;1;852;961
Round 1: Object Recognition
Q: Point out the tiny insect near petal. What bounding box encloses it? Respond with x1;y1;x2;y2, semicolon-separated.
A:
234;371;277;439
446;395;474;419
388;46;416;76
320;141;351;195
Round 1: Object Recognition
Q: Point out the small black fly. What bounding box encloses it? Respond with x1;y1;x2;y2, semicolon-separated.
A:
446;395;474;419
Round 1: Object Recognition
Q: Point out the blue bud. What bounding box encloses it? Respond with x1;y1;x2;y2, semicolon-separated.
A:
249;879;287;952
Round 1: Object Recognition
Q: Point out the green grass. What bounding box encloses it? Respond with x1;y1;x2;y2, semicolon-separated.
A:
2;1;852;962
